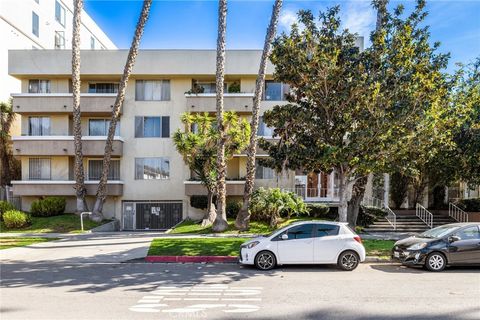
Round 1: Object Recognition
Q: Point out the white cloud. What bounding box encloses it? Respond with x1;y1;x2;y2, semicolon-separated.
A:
341;1;376;38
279;8;298;32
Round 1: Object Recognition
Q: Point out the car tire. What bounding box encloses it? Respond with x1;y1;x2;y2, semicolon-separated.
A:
425;252;447;272
337;250;360;271
254;251;276;271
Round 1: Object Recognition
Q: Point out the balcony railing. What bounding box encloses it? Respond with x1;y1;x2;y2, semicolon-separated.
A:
11;93;119;115
11;180;124;196
12;136;123;156
184;180;246;196
281;187;340;201
185;93;254;112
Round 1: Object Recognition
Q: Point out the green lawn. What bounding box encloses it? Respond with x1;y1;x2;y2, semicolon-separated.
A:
0;214;102;234
148;238;395;258
148;238;249;256
170;217;330;235
0;237;58;250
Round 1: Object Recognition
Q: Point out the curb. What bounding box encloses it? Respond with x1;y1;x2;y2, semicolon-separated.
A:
145;256;238;263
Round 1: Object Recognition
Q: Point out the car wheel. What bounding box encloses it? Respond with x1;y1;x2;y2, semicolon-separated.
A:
337;251;360;271
254;251;276;270
425;252;446;272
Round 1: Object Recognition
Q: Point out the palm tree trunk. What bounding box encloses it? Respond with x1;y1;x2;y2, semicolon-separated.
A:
72;0;88;213
212;0;229;232
201;189;217;227
92;0;152;221
235;0;283;231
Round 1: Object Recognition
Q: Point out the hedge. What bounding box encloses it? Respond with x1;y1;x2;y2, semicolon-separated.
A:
30;197;66;217
3;210;31;229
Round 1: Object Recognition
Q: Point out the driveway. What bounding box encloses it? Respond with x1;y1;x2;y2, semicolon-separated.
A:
0;232;164;264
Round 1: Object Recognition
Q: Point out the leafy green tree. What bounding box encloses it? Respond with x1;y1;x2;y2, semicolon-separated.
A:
173;112;250;226
0;100;20;187
260;1;453;223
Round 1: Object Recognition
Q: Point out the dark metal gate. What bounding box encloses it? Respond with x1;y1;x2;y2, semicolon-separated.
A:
134;202;182;230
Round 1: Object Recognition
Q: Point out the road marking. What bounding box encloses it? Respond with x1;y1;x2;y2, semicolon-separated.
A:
130;284;263;314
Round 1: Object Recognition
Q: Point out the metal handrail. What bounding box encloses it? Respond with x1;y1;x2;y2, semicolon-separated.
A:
384;206;397;230
449;202;468;222
416;203;433;228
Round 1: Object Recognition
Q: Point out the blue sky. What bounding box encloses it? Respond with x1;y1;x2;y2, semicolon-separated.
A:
84;0;480;73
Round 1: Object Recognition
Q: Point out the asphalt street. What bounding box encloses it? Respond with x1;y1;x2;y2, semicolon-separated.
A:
1;261;479;320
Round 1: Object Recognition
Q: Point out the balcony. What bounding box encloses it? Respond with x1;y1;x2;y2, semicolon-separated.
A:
184;180;246;196
11;180;124;196
12;136;123;156
185;93;254;113
11;93;120;115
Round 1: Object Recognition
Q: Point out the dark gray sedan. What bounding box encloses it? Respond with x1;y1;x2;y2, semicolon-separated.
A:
392;223;480;271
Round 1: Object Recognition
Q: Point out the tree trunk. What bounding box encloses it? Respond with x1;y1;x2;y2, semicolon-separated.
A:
338;170;355;222
72;0;88;213
201;190;217;227
212;0;229;232
347;176;368;227
235;0;283;231
92;0;152;222
0;102;16;187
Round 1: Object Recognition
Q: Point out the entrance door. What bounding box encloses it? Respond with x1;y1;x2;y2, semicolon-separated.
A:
306;172;319;200
122;202;135;230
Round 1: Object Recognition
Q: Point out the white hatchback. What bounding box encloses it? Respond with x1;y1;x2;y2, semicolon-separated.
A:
239;221;366;271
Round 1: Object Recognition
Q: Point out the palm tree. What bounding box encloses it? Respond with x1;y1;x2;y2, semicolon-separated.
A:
91;0;152;221
212;0;229;232
72;0;88;213
235;0;283;231
0;100;19;187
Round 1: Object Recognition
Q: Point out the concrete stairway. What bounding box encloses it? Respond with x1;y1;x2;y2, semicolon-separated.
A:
364;210;456;233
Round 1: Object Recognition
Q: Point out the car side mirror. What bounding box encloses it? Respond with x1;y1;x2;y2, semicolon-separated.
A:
449;235;461;243
281;234;288;240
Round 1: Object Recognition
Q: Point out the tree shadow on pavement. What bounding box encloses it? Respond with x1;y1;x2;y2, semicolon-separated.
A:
370;263;480;274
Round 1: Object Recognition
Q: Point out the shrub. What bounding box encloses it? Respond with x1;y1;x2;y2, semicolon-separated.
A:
307;203;330;218
30;197;66;217
3;210;31;229
228;82;241;93
226;201;242;219
456;198;480;212
0;201;16;222
357;206;387;227
250;188;308;227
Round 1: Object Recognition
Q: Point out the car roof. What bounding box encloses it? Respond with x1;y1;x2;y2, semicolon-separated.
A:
286;220;347;226
439;222;480;228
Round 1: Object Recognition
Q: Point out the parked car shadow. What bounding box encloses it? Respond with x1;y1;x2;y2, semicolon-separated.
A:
369;263;480;273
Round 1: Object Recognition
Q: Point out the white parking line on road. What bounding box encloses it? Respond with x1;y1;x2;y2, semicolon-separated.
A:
129;284;263;314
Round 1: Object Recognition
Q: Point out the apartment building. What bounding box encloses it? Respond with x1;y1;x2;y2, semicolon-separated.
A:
1;0;116;102
8;49;380;230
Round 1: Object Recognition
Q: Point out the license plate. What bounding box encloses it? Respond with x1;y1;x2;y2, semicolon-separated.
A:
394;251;400;258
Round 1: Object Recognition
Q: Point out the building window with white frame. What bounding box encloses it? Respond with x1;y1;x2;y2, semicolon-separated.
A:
88;83;119;93
32;11;39;37
135;80;171;101
135;116;170;138
263;81;289;101
88;159;120;180
55;1;66;27
28;116;50;136
55;31;65;49
135;158;170;180
29;158;51;180
255;159;275;179
88;119;119;136
257;116;274;137
28;80;51;93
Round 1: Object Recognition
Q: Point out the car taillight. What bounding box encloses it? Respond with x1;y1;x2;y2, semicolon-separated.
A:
353;236;362;244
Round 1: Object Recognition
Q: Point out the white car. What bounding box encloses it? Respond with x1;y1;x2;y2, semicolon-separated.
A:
239;221;366;271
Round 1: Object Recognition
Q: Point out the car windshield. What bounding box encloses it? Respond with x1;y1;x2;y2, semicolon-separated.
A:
420;225;461;238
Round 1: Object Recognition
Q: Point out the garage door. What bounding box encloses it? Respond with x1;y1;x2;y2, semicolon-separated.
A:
122;202;183;230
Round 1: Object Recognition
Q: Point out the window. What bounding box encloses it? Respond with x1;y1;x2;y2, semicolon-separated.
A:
263;81;289;101
28;80;51;93
54;31;65;49
90;36;95;49
88;159;120;180
88;83;119;93
135;116;169;138
88;119;119;136
455;226;480;240
255;159;275;179
279;224;314;240
135;158;170;180
314;224;340;237
29;158;51;180
257;116;274;137
55;1;66;27
135;80;170;101
32;12;39;37
28;117;50;135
